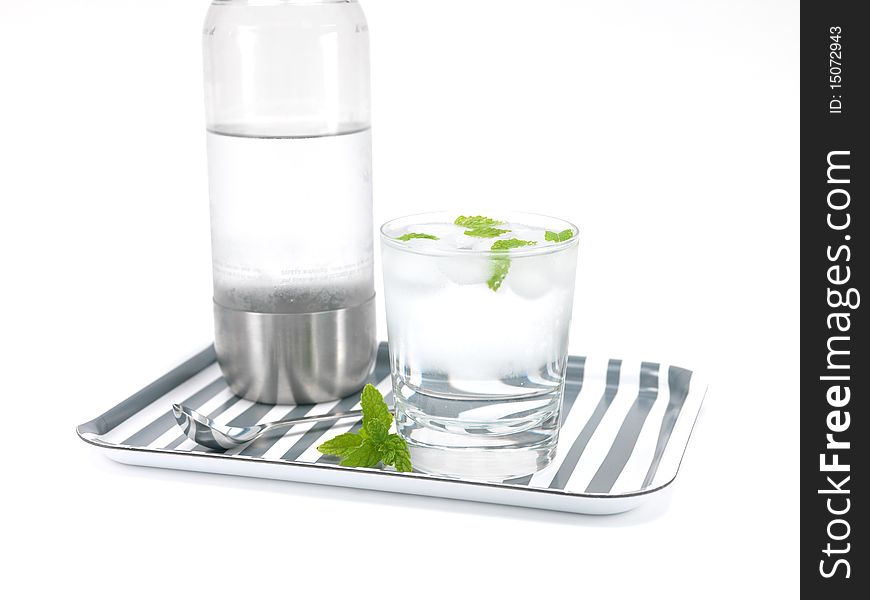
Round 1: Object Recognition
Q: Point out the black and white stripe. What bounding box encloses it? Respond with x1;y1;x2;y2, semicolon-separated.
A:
93;344;701;497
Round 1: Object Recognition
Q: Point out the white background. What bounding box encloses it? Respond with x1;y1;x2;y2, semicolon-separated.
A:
0;1;799;598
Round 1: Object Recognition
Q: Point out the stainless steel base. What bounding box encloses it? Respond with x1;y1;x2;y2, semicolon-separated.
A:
213;296;377;405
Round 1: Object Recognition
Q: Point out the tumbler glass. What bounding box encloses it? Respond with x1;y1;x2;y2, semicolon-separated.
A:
381;212;579;480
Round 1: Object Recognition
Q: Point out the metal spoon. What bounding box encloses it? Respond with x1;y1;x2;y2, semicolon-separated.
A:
172;403;384;451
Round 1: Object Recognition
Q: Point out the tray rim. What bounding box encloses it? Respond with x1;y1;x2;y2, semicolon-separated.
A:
76;344;707;502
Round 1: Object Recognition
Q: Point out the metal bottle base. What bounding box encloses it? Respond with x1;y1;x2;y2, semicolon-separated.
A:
213;296;377;405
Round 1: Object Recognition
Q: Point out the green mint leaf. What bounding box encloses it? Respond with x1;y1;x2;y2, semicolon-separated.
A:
397;232;439;242
487;257;511;291
380;434;413;472
490;238;537;251
317;383;414;472
464;226;510;238
454;215;503;228
360;383;392;443
486;238;537;291
317;432;365;458
544;229;574;242
379;434;403;464
360;419;390;443
339;438;382;468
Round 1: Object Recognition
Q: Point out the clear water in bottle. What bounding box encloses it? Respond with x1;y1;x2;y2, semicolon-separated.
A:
207;127;373;313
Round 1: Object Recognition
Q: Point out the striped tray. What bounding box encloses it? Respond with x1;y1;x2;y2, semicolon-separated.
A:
77;343;706;515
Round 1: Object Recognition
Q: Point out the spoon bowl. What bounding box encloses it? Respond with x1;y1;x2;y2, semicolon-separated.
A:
172;404;267;450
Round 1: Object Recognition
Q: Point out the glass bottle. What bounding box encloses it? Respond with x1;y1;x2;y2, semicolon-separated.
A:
203;0;376;404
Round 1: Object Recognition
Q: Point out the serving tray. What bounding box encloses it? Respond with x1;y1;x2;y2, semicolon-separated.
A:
77;343;706;515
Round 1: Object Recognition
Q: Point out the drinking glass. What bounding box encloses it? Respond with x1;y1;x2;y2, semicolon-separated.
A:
380;212;579;480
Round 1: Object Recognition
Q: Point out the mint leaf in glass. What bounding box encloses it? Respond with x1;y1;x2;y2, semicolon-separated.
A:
454;215;504;228
491;238;537;251
487;256;511;291
544;229;574;242
317;383;413;472
455;215;511;239
486;238;537;291
397;232;439;242
464;226;510;238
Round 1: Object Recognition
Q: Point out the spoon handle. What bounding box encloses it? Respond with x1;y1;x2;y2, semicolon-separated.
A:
259;408;395;434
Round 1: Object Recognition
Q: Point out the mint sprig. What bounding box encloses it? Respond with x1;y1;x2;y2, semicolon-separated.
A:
453;216;539;291
316;384;412;472
397;232;439;242
544;229;574;242
487;238;537;291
